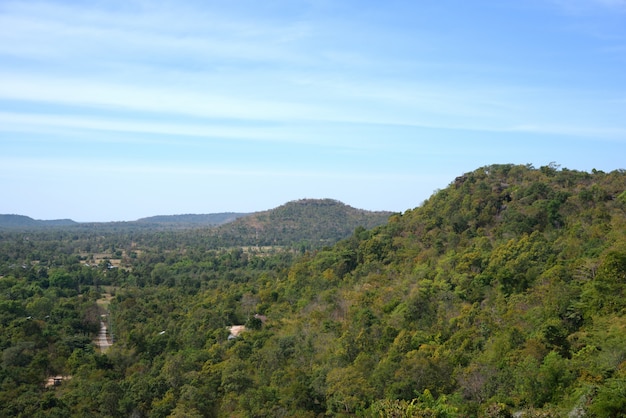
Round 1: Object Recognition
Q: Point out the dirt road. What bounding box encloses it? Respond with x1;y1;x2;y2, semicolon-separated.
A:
95;315;112;353
95;288;115;353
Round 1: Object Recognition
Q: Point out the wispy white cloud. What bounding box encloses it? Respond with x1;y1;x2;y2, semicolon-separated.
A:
0;0;315;70
3;0;622;143
0;73;323;122
0;110;387;151
0;156;425;183
1;72;623;144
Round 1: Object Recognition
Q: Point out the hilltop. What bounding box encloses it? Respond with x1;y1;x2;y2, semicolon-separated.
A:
209;198;394;248
259;163;626;415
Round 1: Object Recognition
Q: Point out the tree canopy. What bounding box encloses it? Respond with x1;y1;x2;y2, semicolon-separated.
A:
1;164;626;417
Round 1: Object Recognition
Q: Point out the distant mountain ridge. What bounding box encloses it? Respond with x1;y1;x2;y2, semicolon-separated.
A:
0;213;248;228
0;214;77;228
0;200;393;246
136;212;249;225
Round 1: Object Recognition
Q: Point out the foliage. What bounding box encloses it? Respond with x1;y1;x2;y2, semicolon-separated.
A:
1;164;626;416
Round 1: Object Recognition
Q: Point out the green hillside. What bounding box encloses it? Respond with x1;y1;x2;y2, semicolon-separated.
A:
1;164;626;417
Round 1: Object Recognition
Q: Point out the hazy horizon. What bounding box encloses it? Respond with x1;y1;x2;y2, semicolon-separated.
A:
2;1;625;222
2;197;395;223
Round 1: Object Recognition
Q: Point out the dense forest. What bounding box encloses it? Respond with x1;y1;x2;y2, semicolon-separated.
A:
1;164;626;417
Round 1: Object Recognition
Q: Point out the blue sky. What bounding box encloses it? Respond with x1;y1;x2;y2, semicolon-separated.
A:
1;0;625;221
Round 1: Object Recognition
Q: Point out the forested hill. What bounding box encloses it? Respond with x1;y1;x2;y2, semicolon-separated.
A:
2;164;626;417
210;198;394;248
262;163;626;416
0;214;77;228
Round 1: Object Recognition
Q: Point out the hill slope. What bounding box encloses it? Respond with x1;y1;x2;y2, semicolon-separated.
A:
262;163;626;415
